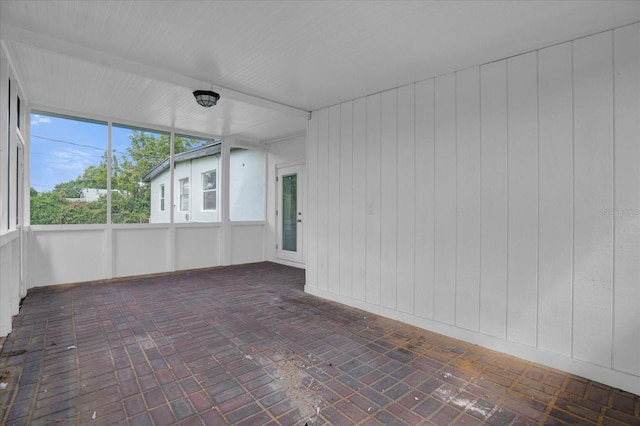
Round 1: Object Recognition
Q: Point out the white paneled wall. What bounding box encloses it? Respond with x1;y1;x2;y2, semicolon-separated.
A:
306;24;640;395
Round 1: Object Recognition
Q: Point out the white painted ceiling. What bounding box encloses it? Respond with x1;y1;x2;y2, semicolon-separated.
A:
1;0;639;141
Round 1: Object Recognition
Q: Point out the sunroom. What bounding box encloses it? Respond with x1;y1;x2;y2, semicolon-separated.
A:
0;1;639;421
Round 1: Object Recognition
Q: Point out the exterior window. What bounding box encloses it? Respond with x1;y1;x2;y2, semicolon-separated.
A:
29;111;108;225
179;178;189;211
202;170;216;211
160;184;165;211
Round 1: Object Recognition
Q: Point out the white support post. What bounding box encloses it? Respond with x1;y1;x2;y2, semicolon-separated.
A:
0;54;8;234
221;137;231;265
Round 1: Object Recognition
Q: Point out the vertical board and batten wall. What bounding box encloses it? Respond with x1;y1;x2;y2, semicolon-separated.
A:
305;24;640;394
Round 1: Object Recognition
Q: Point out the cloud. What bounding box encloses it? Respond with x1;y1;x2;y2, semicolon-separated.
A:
47;149;96;173
31;114;52;126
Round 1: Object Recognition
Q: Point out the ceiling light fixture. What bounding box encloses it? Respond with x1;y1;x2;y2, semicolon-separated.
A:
193;90;220;107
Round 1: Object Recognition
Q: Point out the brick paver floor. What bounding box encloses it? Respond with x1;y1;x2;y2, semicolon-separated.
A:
0;262;638;425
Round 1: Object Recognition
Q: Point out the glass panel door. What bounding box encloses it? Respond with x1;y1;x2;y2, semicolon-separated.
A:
282;173;297;252
277;164;304;263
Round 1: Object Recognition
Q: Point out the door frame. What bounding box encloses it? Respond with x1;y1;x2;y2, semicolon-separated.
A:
275;163;304;264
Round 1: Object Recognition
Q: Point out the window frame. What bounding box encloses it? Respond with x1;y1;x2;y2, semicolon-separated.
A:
179;178;189;212
201;169;217;211
159;184;165;212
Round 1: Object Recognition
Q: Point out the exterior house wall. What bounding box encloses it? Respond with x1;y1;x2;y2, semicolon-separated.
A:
305;24;640;395
229;148;266;221
149;171;172;223
149;155;220;223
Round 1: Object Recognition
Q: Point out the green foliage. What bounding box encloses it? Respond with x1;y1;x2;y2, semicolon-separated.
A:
30;189;107;224
30;131;204;225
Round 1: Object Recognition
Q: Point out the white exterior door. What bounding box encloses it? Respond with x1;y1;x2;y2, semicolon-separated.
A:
276;165;303;264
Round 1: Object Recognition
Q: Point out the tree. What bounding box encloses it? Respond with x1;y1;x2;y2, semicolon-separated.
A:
31;131;206;225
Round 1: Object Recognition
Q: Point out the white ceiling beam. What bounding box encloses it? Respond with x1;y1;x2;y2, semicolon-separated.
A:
0;24;311;120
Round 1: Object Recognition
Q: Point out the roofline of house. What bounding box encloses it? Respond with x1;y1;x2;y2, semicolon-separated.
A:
142;142;222;182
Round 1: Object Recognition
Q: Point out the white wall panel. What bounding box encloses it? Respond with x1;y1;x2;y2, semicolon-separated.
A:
380;89;398;309
305;113;319;289
538;42;573;356
304;25;640;394
351;98;367;299
339;102;353;297
175;226;221;270
231;224;264;265
327;105;341;294
0;235;16;335
434;74;457;325
31;228;108;286
414;79;435;320
573;31;614;368
506;52;538;347
479;60;508;339
113;227;171;278
365;94;381;305
10;238;20;315
316;108;330;292
455;67;481;332
612;23;640;375
396;84;416;314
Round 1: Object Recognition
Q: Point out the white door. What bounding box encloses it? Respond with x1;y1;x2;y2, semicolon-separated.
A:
276;165;304;263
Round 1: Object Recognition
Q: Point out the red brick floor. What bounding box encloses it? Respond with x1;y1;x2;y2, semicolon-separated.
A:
0;262;638;425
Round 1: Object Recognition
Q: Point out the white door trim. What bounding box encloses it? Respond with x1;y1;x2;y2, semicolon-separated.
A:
276;164;304;264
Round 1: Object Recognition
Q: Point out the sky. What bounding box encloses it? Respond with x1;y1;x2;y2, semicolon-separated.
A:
30;113;145;192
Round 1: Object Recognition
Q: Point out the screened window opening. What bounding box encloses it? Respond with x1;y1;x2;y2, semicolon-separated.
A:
169;135;220;223
29;111;108;225
111;125;170;224
202;170;217;211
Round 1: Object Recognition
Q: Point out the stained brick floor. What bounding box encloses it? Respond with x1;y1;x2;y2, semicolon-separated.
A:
0;262;638;425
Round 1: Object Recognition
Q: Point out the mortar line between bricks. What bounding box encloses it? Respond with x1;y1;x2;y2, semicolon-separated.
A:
543;374;571;423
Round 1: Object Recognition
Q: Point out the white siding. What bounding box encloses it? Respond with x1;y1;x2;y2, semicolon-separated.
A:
572;31;614;368
413;79;435;320
455;68;481;332
479;59;508;340
305;24;640;395
506;51;538;347
538;41;573;356
434;74;457;325
612;23;640;376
